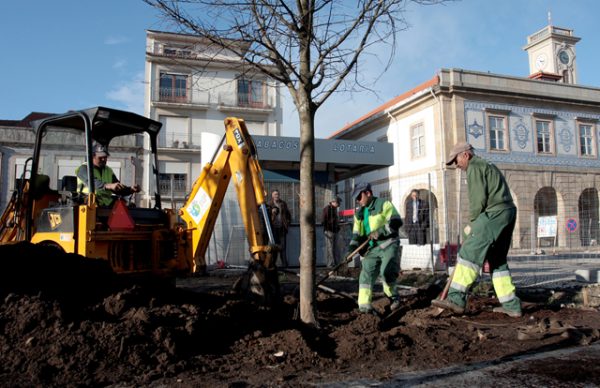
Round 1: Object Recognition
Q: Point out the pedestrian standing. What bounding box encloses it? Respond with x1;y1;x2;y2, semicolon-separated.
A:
432;142;522;317
322;196;342;268
268;189;291;267
405;189;429;245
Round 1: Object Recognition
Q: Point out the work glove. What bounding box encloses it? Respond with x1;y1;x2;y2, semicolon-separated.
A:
369;227;388;241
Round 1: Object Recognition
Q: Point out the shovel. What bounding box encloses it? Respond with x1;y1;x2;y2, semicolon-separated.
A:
316;238;371;286
431;266;455;317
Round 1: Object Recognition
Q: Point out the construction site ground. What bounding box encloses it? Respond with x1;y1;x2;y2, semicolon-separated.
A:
1;242;600;387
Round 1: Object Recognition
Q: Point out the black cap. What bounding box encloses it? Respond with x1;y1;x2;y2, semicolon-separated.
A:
351;182;371;201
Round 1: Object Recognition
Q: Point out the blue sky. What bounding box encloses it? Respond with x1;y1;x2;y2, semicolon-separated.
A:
1;0;599;138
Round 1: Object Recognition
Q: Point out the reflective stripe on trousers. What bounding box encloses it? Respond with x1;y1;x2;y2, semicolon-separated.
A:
450;257;480;292
358;284;372;310
492;270;517;303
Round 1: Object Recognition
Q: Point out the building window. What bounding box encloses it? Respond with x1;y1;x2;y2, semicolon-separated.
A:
158;116;190;148
535;119;553;154
579;122;596;157
410;123;425;158
159;173;187;196
237;79;265;107
159;73;188;103
488;115;507;151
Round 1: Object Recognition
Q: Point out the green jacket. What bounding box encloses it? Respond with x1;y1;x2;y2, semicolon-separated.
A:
467;155;515;222
76;164;118;207
348;197;403;253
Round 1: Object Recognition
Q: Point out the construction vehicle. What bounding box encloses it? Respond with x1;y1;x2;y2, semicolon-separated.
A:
0;107;279;298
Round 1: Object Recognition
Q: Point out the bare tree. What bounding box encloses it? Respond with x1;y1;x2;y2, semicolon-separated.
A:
144;0;450;326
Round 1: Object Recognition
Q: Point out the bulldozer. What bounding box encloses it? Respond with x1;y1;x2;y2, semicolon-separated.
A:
0;107;279;299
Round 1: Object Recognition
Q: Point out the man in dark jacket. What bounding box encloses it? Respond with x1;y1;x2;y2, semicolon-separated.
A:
405;189;429;245
322;196;341;267
268;189;291;267
432;142;521;317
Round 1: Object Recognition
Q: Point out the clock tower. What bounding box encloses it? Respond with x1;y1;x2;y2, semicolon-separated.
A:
523;23;580;84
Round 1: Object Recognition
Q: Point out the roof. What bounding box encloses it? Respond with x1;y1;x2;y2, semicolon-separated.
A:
146;29;251;52
330;75;439;138
0;112;54;128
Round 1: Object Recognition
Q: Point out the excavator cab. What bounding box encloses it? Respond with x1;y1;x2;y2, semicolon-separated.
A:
0;107;178;273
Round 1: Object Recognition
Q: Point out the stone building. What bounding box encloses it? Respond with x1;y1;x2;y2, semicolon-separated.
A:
0;113;142;212
332;24;600;258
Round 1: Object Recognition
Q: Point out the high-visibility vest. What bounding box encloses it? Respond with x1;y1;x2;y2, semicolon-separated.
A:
349;197;402;250
76;164;115;207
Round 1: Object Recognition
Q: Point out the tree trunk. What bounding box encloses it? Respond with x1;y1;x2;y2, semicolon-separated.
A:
297;104;318;326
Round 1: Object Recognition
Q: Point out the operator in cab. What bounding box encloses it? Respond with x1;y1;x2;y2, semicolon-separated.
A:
76;143;140;207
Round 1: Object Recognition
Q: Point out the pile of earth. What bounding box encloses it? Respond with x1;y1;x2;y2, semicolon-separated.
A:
1;242;600;387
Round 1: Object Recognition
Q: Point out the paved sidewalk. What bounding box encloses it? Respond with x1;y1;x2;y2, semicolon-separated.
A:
389;342;600;387
509;254;600;288
320;343;600;387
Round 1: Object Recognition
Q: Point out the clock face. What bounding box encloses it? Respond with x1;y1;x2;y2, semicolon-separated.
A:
535;54;547;70
559;50;570;65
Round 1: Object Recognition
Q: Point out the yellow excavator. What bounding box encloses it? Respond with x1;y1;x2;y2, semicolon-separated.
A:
0;107;279;299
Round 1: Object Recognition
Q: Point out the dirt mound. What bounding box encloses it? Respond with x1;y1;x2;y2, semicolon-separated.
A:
0;242;116;307
1;243;600;386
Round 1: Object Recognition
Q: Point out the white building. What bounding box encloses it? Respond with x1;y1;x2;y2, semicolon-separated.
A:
143;30;284;208
332;24;600;269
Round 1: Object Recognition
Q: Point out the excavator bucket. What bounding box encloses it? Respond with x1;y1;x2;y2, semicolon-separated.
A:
233;260;281;305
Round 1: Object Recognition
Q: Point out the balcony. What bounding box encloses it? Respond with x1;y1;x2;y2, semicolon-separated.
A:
152;88;210;109
217;92;274;114
158;133;201;150
159;180;187;197
156;87;190;103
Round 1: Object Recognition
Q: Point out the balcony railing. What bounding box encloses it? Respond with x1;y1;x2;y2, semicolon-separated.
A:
159;182;187;197
158;133;202;149
152;88;212;106
156;88;190;104
218;92;273;110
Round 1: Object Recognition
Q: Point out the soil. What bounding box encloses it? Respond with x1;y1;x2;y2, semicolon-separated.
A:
1;242;600;387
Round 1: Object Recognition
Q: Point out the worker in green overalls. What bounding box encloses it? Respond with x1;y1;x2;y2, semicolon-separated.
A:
432;142;522;318
347;182;403;314
76;143;140;207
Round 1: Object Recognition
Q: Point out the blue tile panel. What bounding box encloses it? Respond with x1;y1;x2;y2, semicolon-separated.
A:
464;100;600;168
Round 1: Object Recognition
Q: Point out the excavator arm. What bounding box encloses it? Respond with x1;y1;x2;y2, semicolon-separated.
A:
179;118;278;293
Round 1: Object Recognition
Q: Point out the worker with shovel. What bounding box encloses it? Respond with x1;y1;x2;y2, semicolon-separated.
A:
432;142;522;318
348;182;403;314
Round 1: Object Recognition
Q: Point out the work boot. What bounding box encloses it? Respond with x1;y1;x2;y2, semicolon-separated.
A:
390;298;401;312
358;307;376;315
493;306;522;318
431;299;465;314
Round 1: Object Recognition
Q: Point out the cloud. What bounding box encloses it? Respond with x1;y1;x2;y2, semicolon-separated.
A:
112;59;127;70
106;72;145;114
104;35;129;45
